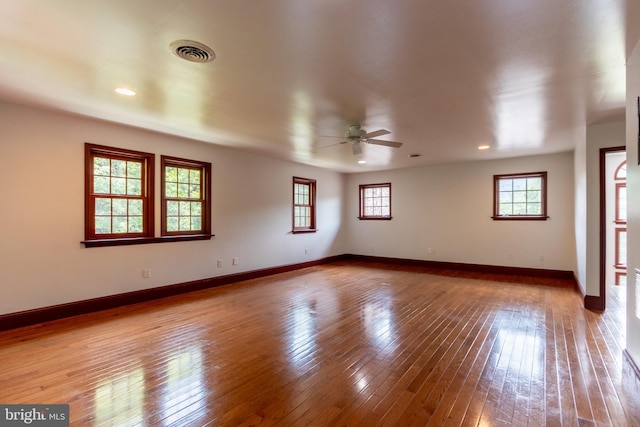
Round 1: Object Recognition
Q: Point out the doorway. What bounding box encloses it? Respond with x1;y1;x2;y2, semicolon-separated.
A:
599;147;626;312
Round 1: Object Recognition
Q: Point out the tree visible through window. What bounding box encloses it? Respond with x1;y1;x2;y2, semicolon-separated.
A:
162;156;211;236
292;177;316;233
493;172;548;220
85;144;154;241
359;183;392;220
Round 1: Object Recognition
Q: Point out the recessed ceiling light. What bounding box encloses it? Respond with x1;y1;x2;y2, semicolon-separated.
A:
115;87;136;96
478;145;490;150
358;160;367;164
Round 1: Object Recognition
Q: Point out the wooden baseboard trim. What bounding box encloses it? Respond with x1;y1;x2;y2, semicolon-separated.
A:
0;254;347;332
584;295;604;311
0;253;580;332
344;254;577;280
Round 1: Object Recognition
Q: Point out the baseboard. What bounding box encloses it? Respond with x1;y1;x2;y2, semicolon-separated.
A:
344;254;577;280
0;253;579;332
0;254;347;332
584;295;604;311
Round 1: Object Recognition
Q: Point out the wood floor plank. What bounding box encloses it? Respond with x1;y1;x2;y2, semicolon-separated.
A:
0;261;638;426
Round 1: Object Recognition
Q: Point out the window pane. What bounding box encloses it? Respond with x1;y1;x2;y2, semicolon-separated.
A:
499;192;512;203
191;202;202;216
111;160;127;177
179;201;191;216
167;201;179;216
127;161;141;179
95;198;111;215
167;217;179;232
513;191;527;203
95;216;111;234
128;216;143;233
112;199;127;216
513;179;527;191
166;167;178;182
129;199;142;216
513;203;527;215
177;184;189;198
111;177;126;195
178;168;189;183
190;169;201;183
527;203;541;215
94;158;110;176
499;204;513;215
166;183;178;198
527;178;541;191
127;178;141;196
112;216;127;233
191;216;202;230
527;191;541;203
179;216;191;231
499;180;512;191
189;184;201;198
94;176;110;194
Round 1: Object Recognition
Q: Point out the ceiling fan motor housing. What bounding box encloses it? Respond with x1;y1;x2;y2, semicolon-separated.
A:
346;124;366;139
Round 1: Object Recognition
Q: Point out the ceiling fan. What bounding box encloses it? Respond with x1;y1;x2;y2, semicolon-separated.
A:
322;124;403;155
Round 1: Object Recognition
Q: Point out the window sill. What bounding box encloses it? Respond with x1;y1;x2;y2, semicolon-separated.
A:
292;229;317;234
491;216;549;221
358;217;393;220
82;234;214;248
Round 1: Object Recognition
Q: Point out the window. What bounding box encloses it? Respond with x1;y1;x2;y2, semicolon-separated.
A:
162;156;211;236
493;172;548;220
84;143;155;242
359;183;392;220
292;177;316;233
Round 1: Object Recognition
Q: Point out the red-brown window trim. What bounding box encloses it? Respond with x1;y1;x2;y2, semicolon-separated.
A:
292;176;317;233
84;143;155;243
161;155;212;237
614;227;627;268
359;183;392;220
615;183;627;224
492;171;548;220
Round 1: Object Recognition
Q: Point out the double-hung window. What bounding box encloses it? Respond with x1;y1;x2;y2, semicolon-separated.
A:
162;156;211;236
359;183;392;220
292;177;316;233
84;144;154;243
493;172;548;220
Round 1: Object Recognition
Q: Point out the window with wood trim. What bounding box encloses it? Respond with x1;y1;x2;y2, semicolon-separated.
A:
359;183;392;220
162;156;211;236
85;143;154;241
493;172;548;220
292;177;316;233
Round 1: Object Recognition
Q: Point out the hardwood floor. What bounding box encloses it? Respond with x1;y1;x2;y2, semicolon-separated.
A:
0;261;638;426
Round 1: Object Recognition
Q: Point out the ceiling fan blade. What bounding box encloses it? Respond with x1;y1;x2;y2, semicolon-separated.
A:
312;141;347;152
367;139;403;148
362;129;390;139
352;142;362;155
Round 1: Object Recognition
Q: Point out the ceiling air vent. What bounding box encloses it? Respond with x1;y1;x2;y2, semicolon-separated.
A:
170;40;215;63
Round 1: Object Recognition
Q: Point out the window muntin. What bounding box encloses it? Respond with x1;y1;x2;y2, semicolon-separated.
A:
359;183;392;220
493;172;548;220
85;144;154;241
292;177;316;232
162;156;211;236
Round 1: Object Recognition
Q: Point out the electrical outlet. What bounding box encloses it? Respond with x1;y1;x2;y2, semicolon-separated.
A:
427;248;435;255
142;268;151;278
217;259;223;268
305;248;308;255
233;257;239;266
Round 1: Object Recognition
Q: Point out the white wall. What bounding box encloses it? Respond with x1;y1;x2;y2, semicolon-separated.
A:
626;38;640;367
574;128;588;293
0;101;345;315
577;122;627;297
344;153;576;271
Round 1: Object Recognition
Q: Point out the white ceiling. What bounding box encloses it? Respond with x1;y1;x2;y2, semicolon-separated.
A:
0;0;637;172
